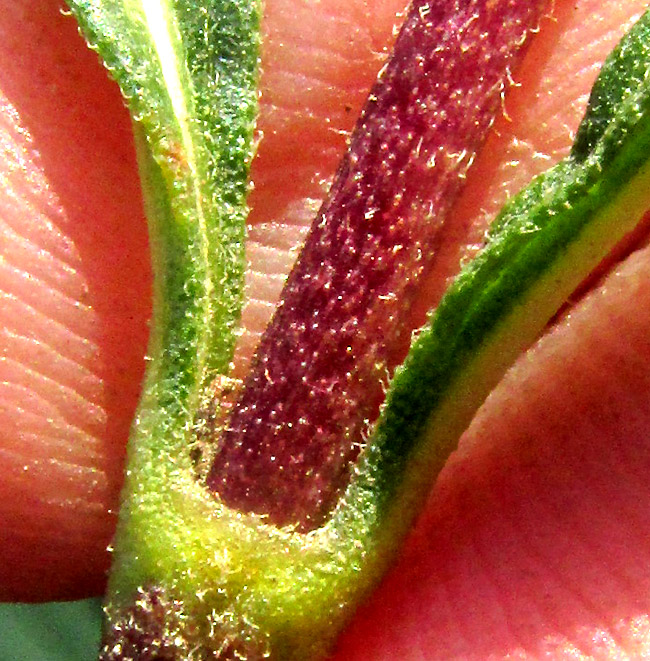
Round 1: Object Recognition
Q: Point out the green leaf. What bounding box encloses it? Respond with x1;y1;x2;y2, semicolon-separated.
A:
67;0;261;656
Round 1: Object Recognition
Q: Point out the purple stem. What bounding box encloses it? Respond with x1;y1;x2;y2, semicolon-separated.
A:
207;0;548;530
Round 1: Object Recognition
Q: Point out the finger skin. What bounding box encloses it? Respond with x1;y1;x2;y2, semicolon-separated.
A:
333;233;650;659
0;0;149;600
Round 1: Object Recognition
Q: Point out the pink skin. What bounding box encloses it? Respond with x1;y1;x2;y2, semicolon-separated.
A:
334;233;650;659
0;1;149;600
1;0;650;657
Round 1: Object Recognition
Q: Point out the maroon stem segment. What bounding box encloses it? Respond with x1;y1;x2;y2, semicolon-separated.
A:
207;0;549;530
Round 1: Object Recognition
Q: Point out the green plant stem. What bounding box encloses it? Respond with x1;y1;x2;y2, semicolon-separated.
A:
66;2;650;659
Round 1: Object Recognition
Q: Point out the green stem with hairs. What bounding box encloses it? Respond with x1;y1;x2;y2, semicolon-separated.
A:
67;3;650;659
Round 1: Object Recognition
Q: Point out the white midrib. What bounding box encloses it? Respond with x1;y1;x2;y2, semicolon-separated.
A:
139;0;214;374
